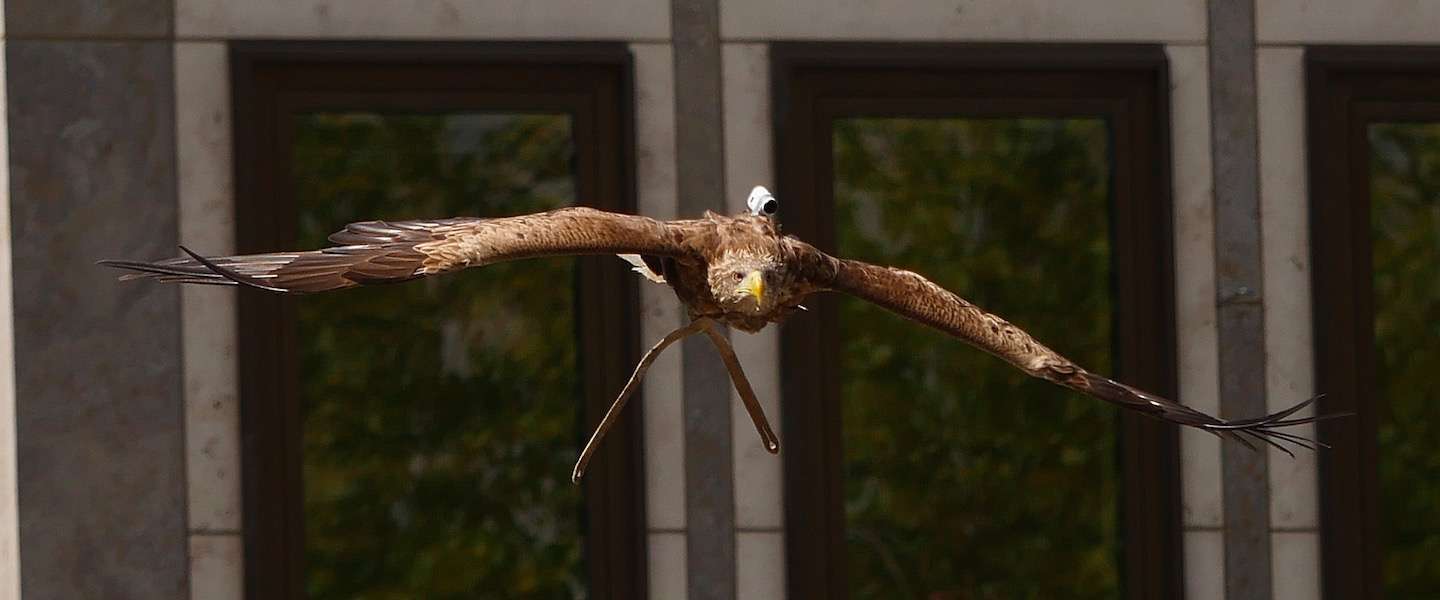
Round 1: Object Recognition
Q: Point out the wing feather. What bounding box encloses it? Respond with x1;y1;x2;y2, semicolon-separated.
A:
787;240;1333;454
101;207;689;294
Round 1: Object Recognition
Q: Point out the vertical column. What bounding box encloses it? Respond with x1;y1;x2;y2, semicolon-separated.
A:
1207;0;1273;598
671;1;734;599
632;41;691;599
176;41;243;600
722;42;785;600
0;6;21;597
1168;43;1227;600
5;1;187;598
1257;47;1321;600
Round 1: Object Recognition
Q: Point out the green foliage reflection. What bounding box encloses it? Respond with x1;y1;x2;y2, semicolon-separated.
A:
834;118;1120;599
1369;122;1440;597
292;113;586;599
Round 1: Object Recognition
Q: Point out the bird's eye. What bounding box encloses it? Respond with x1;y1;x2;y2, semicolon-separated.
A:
732;272;745;282
762;199;778;215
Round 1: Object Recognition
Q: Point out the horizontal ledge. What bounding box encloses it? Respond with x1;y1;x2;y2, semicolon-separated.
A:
2;34;175;42
1182;526;1321;533
189;529;242;537
720;36;1207;45
0;34;676;43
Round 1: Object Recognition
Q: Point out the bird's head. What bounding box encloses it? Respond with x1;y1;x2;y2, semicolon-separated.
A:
709;251;783;315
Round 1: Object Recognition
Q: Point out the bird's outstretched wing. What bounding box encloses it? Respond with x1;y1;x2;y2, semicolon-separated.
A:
786;239;1333;455
101;207;690;294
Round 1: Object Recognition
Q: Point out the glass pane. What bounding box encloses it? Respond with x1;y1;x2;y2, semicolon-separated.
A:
833;118;1119;599
291;113;586;599
1369;122;1440;597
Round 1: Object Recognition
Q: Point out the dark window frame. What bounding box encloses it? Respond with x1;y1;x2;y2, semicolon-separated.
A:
229;41;647;600
1306;45;1440;600
772;42;1182;600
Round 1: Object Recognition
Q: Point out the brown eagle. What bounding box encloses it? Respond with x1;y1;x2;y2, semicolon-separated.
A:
101;186;1326;483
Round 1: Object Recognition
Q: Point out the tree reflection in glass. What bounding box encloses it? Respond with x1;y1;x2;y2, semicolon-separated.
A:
1369;122;1440;597
833;118;1120;599
291;113;587;599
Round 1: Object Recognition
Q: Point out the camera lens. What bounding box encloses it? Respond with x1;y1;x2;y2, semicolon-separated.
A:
763;199;777;215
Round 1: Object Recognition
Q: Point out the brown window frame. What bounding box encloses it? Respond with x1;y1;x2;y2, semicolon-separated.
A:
1306;45;1440;600
229;41;647;600
772;42;1182;600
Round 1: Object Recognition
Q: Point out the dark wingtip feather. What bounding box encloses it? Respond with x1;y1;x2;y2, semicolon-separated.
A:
1263;410;1355;428
1259;428;1325;451
1072;372;1346;456
100;257;218;280
1203;393;1348;457
1240;429;1297;458
1216;394;1321;428
178;245;290;293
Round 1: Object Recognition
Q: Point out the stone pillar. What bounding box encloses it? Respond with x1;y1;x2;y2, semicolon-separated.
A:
1207;0;1273;597
5;0;187;597
671;0;736;598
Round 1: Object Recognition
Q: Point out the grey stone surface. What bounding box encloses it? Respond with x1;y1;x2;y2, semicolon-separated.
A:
673;0;727;217
1207;0;1273;598
5;0;171;39
7;41;186;600
673;0;736;598
682;335;736;600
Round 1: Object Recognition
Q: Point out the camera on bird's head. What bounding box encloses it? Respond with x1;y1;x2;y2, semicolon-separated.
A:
747;185;778;217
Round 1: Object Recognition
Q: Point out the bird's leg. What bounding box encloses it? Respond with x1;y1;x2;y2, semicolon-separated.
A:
572;318;709;484
698;321;781;455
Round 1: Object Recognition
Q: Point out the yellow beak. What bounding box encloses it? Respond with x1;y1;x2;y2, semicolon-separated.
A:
740;270;765;305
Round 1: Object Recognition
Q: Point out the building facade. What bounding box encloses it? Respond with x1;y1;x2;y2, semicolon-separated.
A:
0;0;1437;599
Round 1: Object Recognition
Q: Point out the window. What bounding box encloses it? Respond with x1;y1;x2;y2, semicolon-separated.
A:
1308;46;1440;599
231;43;646;599
774;44;1181;600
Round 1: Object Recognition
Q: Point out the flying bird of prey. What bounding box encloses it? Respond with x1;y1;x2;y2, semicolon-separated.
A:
101;185;1327;482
